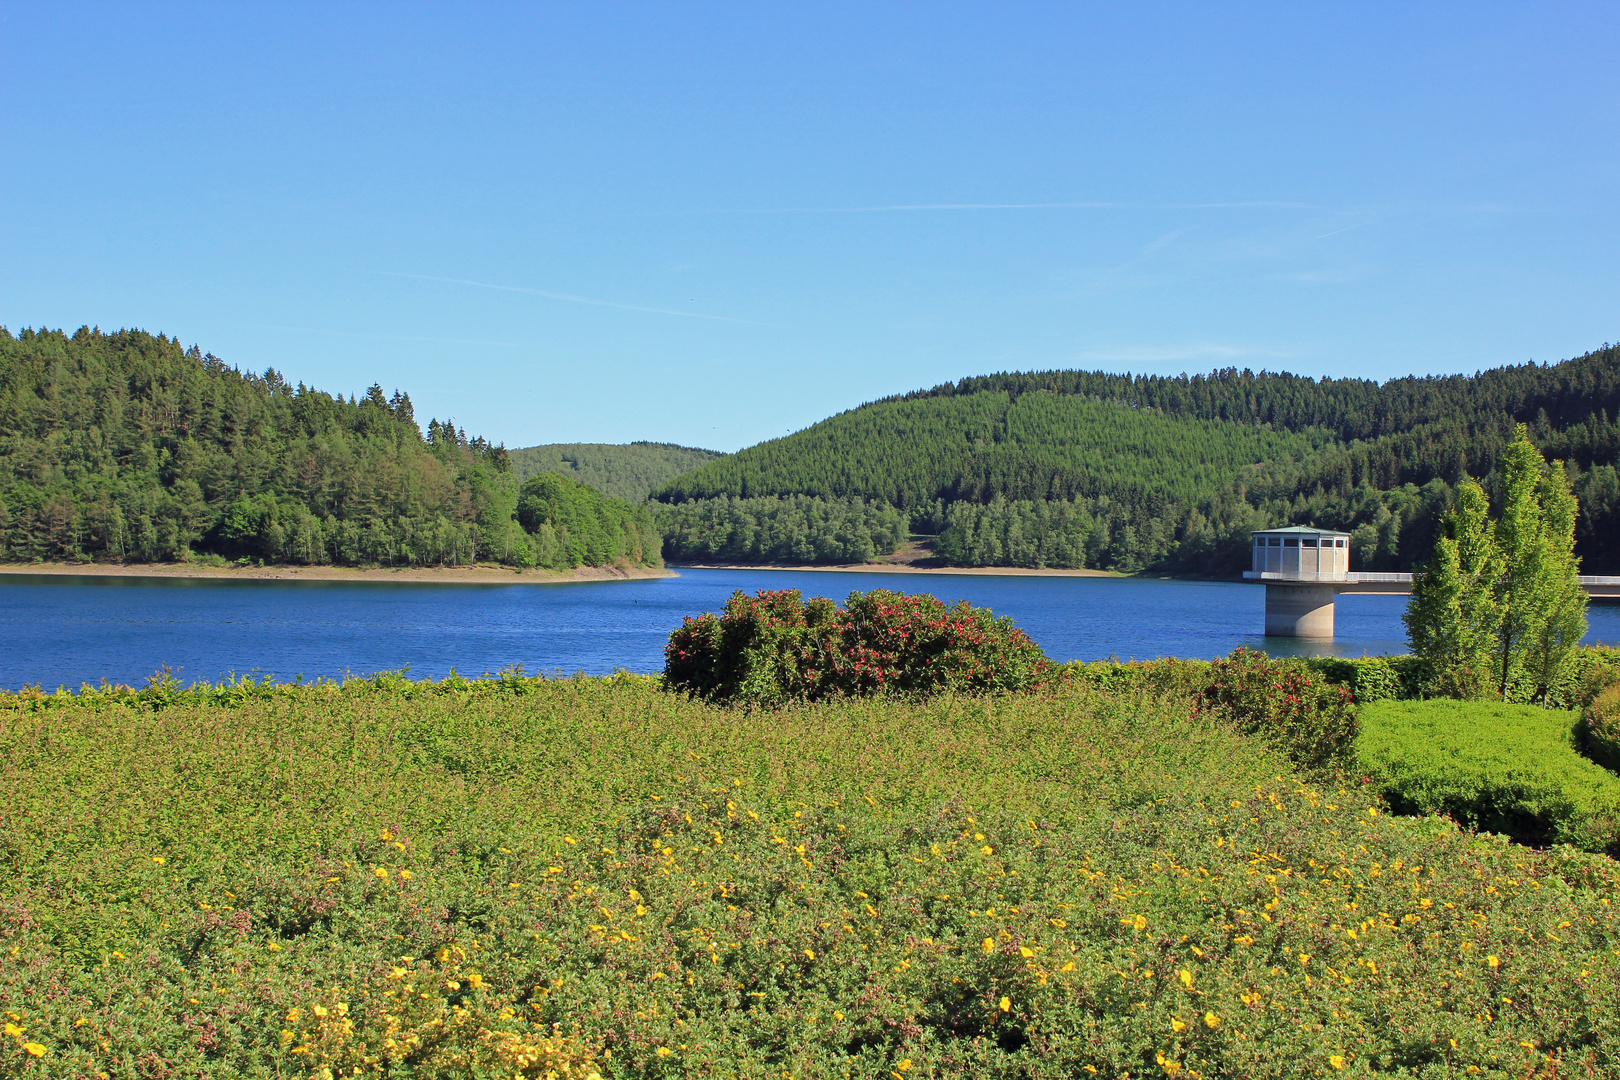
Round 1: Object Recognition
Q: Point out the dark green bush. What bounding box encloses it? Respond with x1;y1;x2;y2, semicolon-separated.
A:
1192;647;1358;770
1358;698;1620;852
1307;655;1425;703
1583;682;1620;773
663;588;1056;705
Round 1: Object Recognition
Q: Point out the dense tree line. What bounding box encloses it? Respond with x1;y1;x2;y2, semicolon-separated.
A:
654;347;1620;574
657;494;905;564
0;326;658;570
508;441;724;503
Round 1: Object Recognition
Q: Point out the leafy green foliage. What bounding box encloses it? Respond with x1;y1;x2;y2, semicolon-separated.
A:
1358;699;1620;852
0;326;661;571
513;472;661;570
508;441;724;502
1408;426;1589;702
1582;683;1620;773
1191;647;1359;771
657;494;906;564
655;347;1620;573
4;676;1620;1077
664;588;1056;706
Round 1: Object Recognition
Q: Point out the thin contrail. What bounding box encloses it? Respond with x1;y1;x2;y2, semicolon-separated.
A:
713;200;1318;213
376;272;761;324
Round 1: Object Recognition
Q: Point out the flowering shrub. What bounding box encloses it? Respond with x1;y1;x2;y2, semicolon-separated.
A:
664;588;1056;705
1583;681;1620;773
3;675;1620;1078
1193;647;1358;770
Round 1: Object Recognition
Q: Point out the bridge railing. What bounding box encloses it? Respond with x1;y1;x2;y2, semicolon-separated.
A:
1243;570;1619;587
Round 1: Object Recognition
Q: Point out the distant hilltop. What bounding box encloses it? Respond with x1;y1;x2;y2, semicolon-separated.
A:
507;442;725;504
650;347;1620;576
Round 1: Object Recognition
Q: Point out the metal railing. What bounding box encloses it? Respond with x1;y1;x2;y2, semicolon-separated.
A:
1243;570;1618;587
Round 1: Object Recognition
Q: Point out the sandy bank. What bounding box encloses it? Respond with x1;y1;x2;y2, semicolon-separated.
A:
0;562;675;585
668;561;1122;579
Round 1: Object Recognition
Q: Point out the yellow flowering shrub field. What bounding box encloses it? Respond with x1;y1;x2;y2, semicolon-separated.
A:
2;674;1618;1078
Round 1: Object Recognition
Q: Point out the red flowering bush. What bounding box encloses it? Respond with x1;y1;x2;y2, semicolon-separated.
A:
1192;647;1358;770
664;588;1056;705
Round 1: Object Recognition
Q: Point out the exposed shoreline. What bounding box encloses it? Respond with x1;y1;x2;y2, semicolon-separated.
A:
0;561;675;585
668;560;1124;579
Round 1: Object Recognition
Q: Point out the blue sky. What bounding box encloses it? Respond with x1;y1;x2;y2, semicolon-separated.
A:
3;3;1617;452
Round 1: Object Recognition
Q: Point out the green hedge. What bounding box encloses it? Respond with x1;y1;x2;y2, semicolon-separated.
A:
1357;698;1620;852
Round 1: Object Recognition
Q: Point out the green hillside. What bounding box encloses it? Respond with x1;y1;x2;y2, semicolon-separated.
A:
508;441;724;502
656;346;1620;574
0;326;659;572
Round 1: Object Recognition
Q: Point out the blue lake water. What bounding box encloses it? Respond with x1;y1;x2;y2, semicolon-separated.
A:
1;567;1617;691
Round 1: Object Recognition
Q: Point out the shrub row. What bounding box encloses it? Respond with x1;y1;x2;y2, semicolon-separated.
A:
1357;698;1620;852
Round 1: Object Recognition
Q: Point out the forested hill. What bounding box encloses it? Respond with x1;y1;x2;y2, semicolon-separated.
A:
508;441;724;502
0;326;659;571
654;347;1620;574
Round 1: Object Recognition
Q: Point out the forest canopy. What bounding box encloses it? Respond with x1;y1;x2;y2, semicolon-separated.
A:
508;441;723;502
655;345;1620;574
0;326;658;571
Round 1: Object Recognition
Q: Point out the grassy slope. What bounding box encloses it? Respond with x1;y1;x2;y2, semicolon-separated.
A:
508;442;725;502
3;677;1618;1077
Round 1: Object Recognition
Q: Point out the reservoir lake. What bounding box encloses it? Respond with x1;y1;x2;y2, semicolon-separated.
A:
3;566;1618;691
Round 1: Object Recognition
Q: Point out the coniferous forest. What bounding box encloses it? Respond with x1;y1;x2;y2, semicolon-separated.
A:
655;345;1620;574
4;324;1617;575
0;327;659;570
507;441;723;503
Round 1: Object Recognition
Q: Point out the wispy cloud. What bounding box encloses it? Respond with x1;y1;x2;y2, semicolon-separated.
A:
377;272;760;323
713;200;1317;214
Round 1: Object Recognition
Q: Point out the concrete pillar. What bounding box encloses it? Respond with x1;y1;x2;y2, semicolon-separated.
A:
1264;583;1337;638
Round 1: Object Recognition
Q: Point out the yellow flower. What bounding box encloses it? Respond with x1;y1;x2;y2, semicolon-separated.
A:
896;1061;912;1073
1156;1052;1182;1076
466;973;483;988
152;857;164;865
983;937;996;954
1133;915;1148;931
1330;1055;1345;1069
1204;1011;1220;1028
804;950;815;961
398;870;412;880
1060;961;1075;972
4;1022;23;1037
1171;1018;1186;1033
834;1011;845;1021
23;1042;46;1058
1487;955;1500;969
1178;969;1193;988
999;996;1011;1012
374;867;388;879
656;1047;673;1057
1019;946;1034;958
981;845;994;856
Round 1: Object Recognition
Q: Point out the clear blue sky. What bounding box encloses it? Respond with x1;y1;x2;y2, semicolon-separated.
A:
3;3;1616;453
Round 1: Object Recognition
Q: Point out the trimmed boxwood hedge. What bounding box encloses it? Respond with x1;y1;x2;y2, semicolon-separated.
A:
1357;698;1620;852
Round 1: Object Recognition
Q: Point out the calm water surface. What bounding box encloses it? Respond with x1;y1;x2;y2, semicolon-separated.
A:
2;568;1617;690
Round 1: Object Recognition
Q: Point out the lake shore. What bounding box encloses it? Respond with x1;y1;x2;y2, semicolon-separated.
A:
667;560;1123;578
0;561;675;585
